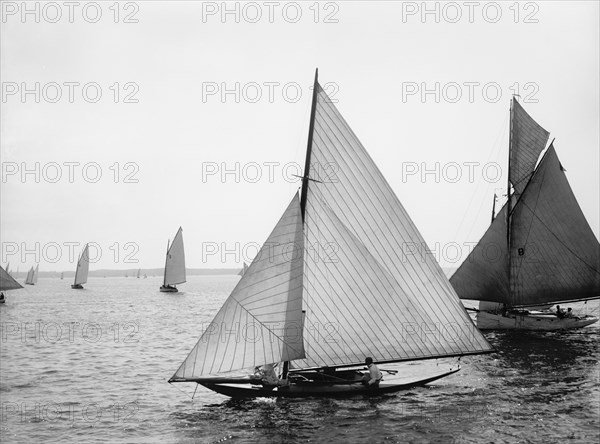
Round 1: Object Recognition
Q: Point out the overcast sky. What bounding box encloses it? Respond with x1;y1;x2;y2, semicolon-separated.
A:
1;1;598;271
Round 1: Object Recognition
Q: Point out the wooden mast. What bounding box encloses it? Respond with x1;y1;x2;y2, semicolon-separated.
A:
282;68;319;380
506;98;514;305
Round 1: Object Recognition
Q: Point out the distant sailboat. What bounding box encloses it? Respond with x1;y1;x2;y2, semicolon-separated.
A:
168;70;493;398
137;268;141;279
238;262;248;277
143;274;147;279
71;244;90;289
60;272;64;280
160;227;186;292
24;265;38;285
450;98;600;330
1;265;23;303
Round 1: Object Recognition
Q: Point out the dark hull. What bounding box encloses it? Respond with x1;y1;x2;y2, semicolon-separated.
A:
71;284;84;289
160;285;178;293
199;368;459;399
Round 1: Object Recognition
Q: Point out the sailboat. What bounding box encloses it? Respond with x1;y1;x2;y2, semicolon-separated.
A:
168;70;493;398
60;272;64;280
24;265;38;285
1;265;23;304
238;262;248;277
160;227;186;292
450;98;600;330
71;244;90;289
137;268;141;279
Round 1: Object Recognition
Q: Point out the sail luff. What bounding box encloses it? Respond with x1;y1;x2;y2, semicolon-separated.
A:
300;68;319;221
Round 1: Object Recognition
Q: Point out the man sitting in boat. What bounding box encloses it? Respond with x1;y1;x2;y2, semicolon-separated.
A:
361;357;383;388
253;363;282;387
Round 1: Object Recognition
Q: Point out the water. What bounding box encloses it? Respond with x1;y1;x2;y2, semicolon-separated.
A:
1;277;598;443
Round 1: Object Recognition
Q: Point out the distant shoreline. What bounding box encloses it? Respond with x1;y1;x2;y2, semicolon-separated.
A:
8;268;241;279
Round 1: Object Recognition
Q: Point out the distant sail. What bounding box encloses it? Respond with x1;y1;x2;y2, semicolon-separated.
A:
25;265;38;285
238;262;248;277
74;244;90;286
164;227;186;286
509;100;550;197
137;268;141;278
1;265;23;291
172;197;305;379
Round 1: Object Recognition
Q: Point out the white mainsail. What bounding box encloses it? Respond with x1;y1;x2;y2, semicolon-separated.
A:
450;99;600;306
172;197;305;379
295;83;492;369
74;244;90;286
171;72;492;383
1;265;23;291
163;227;186;286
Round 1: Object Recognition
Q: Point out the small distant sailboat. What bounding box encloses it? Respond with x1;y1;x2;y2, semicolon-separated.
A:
238;262;248;277
137;268;141;279
24;265;38;285
160;227;186;292
168;70;493;398
143;274;147;279
60;272;64;280
451;98;600;330
1;265;23;304
71;244;90;289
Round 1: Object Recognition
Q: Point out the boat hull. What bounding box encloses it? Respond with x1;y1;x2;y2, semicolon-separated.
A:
71;284;84;289
160;285;178;293
199;367;459;399
475;311;598;330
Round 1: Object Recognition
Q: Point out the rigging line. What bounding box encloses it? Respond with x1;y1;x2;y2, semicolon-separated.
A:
517;197;600;276
454;111;510;243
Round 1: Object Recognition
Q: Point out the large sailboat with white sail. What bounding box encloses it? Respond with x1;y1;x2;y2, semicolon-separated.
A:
160;227;186;292
168;70;493;398
450;98;599;330
72;244;90;289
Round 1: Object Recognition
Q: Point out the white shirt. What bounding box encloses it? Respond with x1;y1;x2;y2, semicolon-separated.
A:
368;363;383;385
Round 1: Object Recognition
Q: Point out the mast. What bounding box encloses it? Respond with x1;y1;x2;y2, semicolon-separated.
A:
491;193;497;223
299;68;319;222
163;239;170;286
283;68;319;380
506;98;514;303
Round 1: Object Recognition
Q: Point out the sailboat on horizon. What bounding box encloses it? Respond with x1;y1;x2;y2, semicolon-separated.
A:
160;227;186;292
24;265;38;285
238;262;248;277
72;244;90;289
168;70;493;398
450;98;599;330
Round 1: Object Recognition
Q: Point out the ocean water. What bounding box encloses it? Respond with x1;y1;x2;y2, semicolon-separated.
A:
1;276;598;443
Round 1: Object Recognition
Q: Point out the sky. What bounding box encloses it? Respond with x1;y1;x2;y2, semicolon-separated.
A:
1;1;599;271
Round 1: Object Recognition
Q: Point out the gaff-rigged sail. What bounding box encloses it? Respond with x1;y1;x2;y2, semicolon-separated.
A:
509;99;550;197
510;145;600;305
1;265;23;291
294;82;493;369
74;244;90;286
164;227;186;286
170;196;305;380
451;99;600;307
25;265;38;285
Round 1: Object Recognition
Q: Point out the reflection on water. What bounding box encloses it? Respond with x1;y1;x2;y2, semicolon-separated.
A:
1;277;598;443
